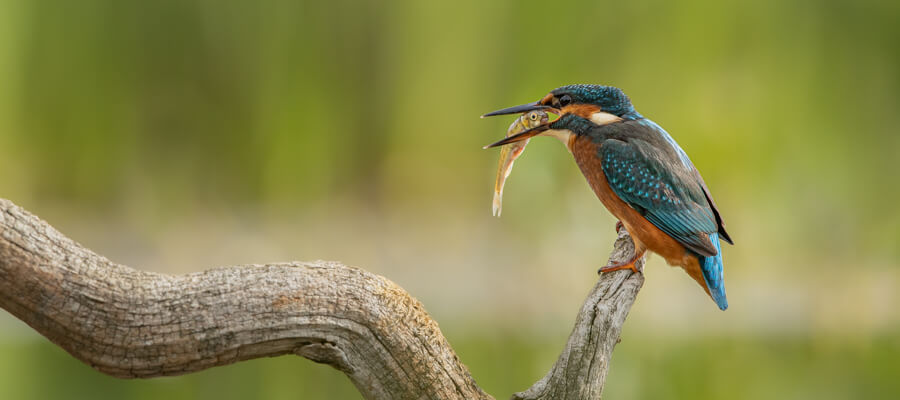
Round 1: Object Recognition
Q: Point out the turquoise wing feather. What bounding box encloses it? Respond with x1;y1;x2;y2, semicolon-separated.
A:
600;138;719;257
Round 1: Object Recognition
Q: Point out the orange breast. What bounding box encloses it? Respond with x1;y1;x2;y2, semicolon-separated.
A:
571;136;705;288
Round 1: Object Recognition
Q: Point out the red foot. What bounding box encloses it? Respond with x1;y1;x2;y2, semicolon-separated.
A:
598;249;646;275
598;261;641;274
615;221;624;233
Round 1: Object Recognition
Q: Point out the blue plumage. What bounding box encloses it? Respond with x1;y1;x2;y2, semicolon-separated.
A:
595;118;730;309
599;138;719;257
547;90;732;309
551;85;639;118
698;233;728;310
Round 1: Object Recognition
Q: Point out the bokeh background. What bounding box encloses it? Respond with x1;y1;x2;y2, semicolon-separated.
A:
1;0;899;399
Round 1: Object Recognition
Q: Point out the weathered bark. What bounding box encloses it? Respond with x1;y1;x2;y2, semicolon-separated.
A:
0;198;643;399
513;229;644;400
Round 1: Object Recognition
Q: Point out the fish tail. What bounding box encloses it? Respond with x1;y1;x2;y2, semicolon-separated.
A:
492;146;513;217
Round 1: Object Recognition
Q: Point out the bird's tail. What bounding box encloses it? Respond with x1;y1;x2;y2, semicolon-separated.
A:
697;233;728;310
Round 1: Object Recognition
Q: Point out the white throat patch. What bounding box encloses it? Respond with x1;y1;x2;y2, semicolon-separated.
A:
542;129;575;152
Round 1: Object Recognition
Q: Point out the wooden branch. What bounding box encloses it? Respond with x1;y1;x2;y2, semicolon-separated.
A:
513;229;644;399
0;198;642;399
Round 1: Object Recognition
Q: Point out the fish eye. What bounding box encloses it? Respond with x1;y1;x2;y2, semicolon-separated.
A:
529;113;538;120
558;95;572;107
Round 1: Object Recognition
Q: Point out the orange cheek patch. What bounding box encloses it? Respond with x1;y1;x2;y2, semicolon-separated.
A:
539;93;555;105
561;104;603;119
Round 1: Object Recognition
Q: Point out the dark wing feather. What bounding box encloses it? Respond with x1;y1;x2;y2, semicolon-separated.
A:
600;138;719;257
697;178;733;244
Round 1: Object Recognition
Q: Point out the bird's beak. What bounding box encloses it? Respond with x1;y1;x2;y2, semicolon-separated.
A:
481;101;551;118
483;124;550;149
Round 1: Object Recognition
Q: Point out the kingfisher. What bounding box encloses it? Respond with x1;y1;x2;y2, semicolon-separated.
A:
482;84;733;310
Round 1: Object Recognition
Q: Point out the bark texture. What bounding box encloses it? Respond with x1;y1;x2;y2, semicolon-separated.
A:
0;198;643;399
513;229;644;400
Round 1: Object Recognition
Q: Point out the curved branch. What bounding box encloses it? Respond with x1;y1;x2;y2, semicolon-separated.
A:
0;198;642;399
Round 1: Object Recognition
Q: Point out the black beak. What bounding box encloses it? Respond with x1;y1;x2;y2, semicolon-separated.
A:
481;101;550;118
483;124;550;149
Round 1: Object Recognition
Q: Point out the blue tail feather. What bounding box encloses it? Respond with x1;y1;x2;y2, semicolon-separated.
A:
698;233;728;310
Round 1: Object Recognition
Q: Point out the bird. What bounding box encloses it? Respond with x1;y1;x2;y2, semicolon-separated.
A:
482;84;733;310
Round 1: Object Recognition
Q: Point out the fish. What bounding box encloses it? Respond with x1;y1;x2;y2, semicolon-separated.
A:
492;110;549;217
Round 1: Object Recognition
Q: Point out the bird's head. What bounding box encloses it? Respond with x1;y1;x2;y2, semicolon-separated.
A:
482;84;639;149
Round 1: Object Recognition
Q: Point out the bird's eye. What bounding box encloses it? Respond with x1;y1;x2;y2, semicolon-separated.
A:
558;95;572;107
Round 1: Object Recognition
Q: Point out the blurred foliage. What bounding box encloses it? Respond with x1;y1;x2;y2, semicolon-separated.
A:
1;334;898;399
0;0;899;398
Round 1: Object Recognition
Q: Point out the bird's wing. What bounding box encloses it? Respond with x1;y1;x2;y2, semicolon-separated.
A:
697;177;733;244
600;138;719;257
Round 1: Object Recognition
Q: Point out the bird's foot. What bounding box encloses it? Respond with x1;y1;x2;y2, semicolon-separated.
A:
597;261;641;274
615;220;624;233
597;249;645;275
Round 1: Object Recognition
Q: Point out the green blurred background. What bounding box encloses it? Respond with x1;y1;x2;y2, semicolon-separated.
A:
1;0;899;398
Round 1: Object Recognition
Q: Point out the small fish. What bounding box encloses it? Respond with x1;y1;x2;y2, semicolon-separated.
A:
493;110;549;217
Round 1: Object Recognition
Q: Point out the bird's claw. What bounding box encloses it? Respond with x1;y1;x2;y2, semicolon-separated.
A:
597;248;645;275
597;261;642;275
615;220;624;233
